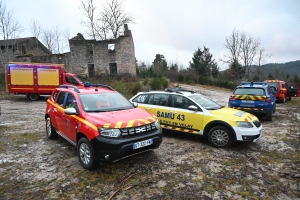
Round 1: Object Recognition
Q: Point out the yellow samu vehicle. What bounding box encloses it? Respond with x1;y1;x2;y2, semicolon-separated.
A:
129;88;262;148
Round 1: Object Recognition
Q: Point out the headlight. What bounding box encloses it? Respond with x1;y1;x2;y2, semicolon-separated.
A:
154;119;160;129
99;128;121;138
236;121;253;128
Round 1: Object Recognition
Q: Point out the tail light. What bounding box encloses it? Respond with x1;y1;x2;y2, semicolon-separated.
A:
229;96;235;101
265;98;271;102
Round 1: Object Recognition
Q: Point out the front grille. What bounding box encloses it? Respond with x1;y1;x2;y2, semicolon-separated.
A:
253;120;261;128
120;122;157;138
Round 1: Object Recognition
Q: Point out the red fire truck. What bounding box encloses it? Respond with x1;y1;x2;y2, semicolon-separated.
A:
5;62;84;101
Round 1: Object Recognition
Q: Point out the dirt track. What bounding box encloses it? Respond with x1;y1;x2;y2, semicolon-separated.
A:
0;84;300;200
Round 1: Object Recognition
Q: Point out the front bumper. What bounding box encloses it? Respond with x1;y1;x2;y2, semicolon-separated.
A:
233;125;262;142
90;130;162;164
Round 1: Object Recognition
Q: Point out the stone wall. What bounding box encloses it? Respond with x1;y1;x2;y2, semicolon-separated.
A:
0;25;136;78
68;25;136;77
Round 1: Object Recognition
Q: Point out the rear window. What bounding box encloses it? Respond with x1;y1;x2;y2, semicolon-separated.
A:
266;82;279;88
234;88;266;96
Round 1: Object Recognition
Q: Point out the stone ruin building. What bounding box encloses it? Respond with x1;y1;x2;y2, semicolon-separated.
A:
0;24;136;78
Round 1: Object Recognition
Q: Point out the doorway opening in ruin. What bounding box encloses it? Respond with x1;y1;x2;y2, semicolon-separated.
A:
88;64;95;78
109;63;117;74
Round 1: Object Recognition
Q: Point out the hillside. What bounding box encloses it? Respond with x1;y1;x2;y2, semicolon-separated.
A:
254;60;300;77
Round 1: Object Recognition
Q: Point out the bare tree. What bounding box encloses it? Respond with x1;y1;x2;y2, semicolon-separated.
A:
53;26;62;54
0;0;23;65
41;29;55;53
63;27;71;52
79;0;134;40
0;1;23;40
29;19;43;53
255;47;272;79
221;29;242;65
222;29;261;79
29;19;42;40
240;31;260;78
80;0;97;39
101;0;134;39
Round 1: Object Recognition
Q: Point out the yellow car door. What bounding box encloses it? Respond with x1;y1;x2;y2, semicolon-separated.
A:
166;95;204;135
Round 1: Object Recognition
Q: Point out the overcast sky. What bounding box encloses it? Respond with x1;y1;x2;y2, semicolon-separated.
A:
5;0;300;69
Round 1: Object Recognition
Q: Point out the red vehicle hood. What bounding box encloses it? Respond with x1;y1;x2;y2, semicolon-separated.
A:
85;108;157;129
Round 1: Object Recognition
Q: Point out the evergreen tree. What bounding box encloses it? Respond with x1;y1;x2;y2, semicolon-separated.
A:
188;46;219;78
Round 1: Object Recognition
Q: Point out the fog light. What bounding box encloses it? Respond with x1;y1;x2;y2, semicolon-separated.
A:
243;136;252;140
105;155;109;159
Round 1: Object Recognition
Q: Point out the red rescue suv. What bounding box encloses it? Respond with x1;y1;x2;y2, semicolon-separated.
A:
45;82;162;170
263;80;292;103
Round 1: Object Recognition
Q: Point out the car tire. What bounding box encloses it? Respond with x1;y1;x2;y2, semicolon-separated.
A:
266;112;273;121
46;117;58;139
28;93;39;101
208;126;232;148
78;137;97;170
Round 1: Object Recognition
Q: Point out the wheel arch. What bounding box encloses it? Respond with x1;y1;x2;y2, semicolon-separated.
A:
203;120;237;141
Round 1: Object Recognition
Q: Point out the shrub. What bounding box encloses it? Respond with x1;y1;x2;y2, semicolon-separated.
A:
178;75;184;82
131;82;142;95
150;78;161;90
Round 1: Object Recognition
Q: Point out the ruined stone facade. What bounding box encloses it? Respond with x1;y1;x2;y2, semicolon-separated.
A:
0;37;51;72
68;24;136;77
0;25;136;77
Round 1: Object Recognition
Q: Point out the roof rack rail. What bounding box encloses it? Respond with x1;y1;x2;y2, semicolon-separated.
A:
240;82;267;86
165;87;196;94
58;85;80;93
84;82;115;91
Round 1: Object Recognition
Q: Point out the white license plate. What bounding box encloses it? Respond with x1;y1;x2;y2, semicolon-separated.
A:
133;139;153;149
241;100;254;103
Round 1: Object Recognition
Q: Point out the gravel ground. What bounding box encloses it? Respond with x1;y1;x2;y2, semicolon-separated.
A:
0;84;300;200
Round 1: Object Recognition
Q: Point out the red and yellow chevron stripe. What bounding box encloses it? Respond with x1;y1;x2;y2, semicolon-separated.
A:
233;107;264;111
162;125;198;134
231;95;266;100
103;116;156;128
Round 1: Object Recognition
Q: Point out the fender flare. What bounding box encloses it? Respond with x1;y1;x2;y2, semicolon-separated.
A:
203;120;237;141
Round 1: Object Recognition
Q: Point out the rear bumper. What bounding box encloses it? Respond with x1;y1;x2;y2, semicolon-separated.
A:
90;130;162;164
229;107;272;116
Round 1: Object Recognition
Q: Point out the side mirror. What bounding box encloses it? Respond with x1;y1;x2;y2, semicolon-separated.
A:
132;102;138;108
188;105;198;111
64;107;77;115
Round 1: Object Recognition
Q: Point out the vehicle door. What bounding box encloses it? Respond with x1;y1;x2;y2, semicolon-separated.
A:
62;93;78;143
135;93;171;126
53;91;67;133
282;82;289;97
167;95;204;134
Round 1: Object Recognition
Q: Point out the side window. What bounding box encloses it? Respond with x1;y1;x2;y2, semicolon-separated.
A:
172;95;195;109
267;86;271;94
147;94;169;106
282;83;286;89
66;93;78;110
66;76;77;85
132;94;150;103
56;91;67;107
52;91;59;100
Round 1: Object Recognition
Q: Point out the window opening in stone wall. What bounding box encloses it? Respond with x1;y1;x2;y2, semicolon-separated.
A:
87;44;93;56
109;63;117;74
22;46;26;55
108;44;115;53
88;64;95;78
